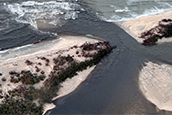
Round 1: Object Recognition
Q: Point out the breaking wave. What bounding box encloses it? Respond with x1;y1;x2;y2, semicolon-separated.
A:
108;6;172;22
92;0;172;23
4;1;84;29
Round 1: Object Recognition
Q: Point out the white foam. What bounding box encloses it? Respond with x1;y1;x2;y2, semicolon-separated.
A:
107;6;172;22
4;1;82;29
114;7;130;13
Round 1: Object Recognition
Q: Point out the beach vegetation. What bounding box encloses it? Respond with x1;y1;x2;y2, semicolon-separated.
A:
9;71;18;75
10;70;46;84
35;66;41;72
40;70;45;75
25;59;33;65
38;62;42;66
0;96;43;115
1;77;6;82
47;46;113;87
0;41;115;115
140;19;172;45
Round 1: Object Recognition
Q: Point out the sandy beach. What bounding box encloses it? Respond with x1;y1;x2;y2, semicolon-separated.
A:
0;35;103;114
0;36;98;92
122;10;172;44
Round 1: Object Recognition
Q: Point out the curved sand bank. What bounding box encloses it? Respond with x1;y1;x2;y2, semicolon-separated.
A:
139;62;172;111
0;35;101;114
43;103;56;115
122;11;172;44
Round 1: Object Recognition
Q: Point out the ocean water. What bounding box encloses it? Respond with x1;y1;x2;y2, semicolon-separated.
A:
0;0;172;114
0;0;171;51
85;0;172;22
0;0;82;50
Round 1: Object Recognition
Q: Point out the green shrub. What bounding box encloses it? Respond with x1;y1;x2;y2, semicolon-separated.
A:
0;97;43;115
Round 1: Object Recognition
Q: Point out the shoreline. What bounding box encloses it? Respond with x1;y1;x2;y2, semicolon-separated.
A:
0;35;107;114
0;34;114;115
121;10;172;44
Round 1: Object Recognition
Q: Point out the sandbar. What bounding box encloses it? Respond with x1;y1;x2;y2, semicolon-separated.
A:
139;62;172;111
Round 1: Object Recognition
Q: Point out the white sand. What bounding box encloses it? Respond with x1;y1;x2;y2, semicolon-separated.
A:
122;11;172;43
139;62;172;111
0;35;103;114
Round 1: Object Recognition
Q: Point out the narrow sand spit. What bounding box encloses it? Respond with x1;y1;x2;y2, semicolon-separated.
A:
122;11;172;43
139;62;172;111
0;36;101;114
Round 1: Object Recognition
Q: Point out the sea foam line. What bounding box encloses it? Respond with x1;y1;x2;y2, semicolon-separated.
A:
108;6;172;22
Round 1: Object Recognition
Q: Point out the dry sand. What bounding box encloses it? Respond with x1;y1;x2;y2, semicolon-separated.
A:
0;35;100;114
139;62;172;111
122;10;172;43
